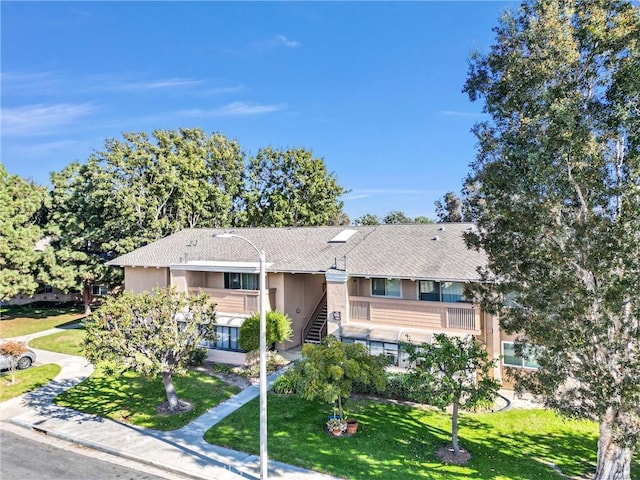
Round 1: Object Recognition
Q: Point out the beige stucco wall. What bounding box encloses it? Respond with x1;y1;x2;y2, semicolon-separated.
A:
282;273;325;347
326;270;349;336
124;267;169;293
170;269;187;292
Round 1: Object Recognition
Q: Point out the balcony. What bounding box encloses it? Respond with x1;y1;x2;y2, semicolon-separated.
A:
348;295;480;334
187;287;276;314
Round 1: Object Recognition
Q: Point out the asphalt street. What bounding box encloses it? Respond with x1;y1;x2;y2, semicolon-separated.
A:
0;425;190;480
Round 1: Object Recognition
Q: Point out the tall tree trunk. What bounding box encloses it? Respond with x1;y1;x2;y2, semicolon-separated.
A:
161;371;179;411
83;281;92;316
594;410;632;480
451;400;460;456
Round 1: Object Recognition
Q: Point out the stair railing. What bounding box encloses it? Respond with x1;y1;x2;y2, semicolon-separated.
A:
302;290;327;344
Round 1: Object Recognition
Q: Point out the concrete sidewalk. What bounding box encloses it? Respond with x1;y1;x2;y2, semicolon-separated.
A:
1;327;340;480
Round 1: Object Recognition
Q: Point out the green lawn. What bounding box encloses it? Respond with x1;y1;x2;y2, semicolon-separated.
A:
0;306;84;338
55;368;240;431
29;327;86;356
205;394;639;480
0;364;62;402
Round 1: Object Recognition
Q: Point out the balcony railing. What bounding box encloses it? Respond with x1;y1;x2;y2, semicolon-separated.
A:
187;286;276;314
348;295;480;333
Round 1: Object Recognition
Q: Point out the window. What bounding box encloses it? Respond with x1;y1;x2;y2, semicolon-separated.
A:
418;281;440;301
201;326;241;351
215;326;241;351
44;285;53;294
502;341;539;369
224;273;259;290
371;278;401;298
92;284;108;295
342;337;401;366
418;281;467;302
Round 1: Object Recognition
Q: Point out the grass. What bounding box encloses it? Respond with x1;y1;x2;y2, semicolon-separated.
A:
205;394;640;480
55;368;240;431
29;327;86;356
0;306;84;338
0;364;62;402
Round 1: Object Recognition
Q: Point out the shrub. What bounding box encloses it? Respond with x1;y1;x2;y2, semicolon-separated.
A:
239;310;293;352
272;367;301;394
188;347;208;366
353;372;414;401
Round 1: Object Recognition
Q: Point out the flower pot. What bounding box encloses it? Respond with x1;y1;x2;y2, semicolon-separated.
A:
331;428;343;436
346;418;358;434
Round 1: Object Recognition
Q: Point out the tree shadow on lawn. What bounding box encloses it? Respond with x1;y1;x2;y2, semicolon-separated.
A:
1;306;83;321
52;370;240;431
242;396;609;480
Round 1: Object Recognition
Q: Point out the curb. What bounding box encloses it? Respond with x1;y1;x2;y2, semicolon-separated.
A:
8;418;257;480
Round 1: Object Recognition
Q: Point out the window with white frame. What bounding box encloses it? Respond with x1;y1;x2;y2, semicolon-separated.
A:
371;278;401;298
502;341;539;369
418;280;468;303
224;272;259;290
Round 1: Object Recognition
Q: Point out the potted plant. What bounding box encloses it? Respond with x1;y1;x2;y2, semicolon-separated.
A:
345;418;359;434
326;417;347;436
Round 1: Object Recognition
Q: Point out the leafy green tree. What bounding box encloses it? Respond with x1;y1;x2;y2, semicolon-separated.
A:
434;192;465;223
238;310;293;352
43;129;245;313
382;210;413;224
84;288;215;412
294;335;387;418
242;147;347;227
464;1;640;477
413;215;434;224
402;334;500;458
0;166;47;301
41;161;123;314
354;213;380;225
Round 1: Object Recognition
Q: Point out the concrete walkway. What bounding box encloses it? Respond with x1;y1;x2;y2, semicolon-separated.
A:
0;327;340;480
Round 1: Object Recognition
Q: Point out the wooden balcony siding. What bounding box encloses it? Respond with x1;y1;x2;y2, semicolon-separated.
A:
187;287;276;314
348;296;481;334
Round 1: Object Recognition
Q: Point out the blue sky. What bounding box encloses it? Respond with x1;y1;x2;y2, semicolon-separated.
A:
2;1;512;221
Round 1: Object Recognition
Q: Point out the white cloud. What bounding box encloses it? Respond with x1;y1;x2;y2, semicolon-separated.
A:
439;110;485;118
342;194;369;201
251;34;301;51
114;78;204;91
179;101;286;118
0;71;61;95
2;103;96;137
274;34;300;48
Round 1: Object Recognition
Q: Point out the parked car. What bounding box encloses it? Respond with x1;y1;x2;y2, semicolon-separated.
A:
0;349;36;371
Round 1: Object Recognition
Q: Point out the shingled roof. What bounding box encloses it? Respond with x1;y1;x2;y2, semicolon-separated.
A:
107;223;486;282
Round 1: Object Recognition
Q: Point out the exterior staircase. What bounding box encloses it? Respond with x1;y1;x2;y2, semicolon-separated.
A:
303;293;327;344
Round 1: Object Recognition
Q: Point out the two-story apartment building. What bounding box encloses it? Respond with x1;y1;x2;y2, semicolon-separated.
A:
108;223;526;382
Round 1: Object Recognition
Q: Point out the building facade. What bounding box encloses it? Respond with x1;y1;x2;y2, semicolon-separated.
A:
108;224;531;382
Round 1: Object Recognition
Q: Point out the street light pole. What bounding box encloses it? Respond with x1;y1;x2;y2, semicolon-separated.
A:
214;233;268;480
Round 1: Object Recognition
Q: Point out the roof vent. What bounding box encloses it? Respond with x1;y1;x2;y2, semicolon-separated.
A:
329;229;358;243
439;226;445;231
432;236;439;241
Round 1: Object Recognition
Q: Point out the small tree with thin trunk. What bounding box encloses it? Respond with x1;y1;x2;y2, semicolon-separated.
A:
294;335;387;419
402;333;500;461
0;341;28;385
84;287;215;413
